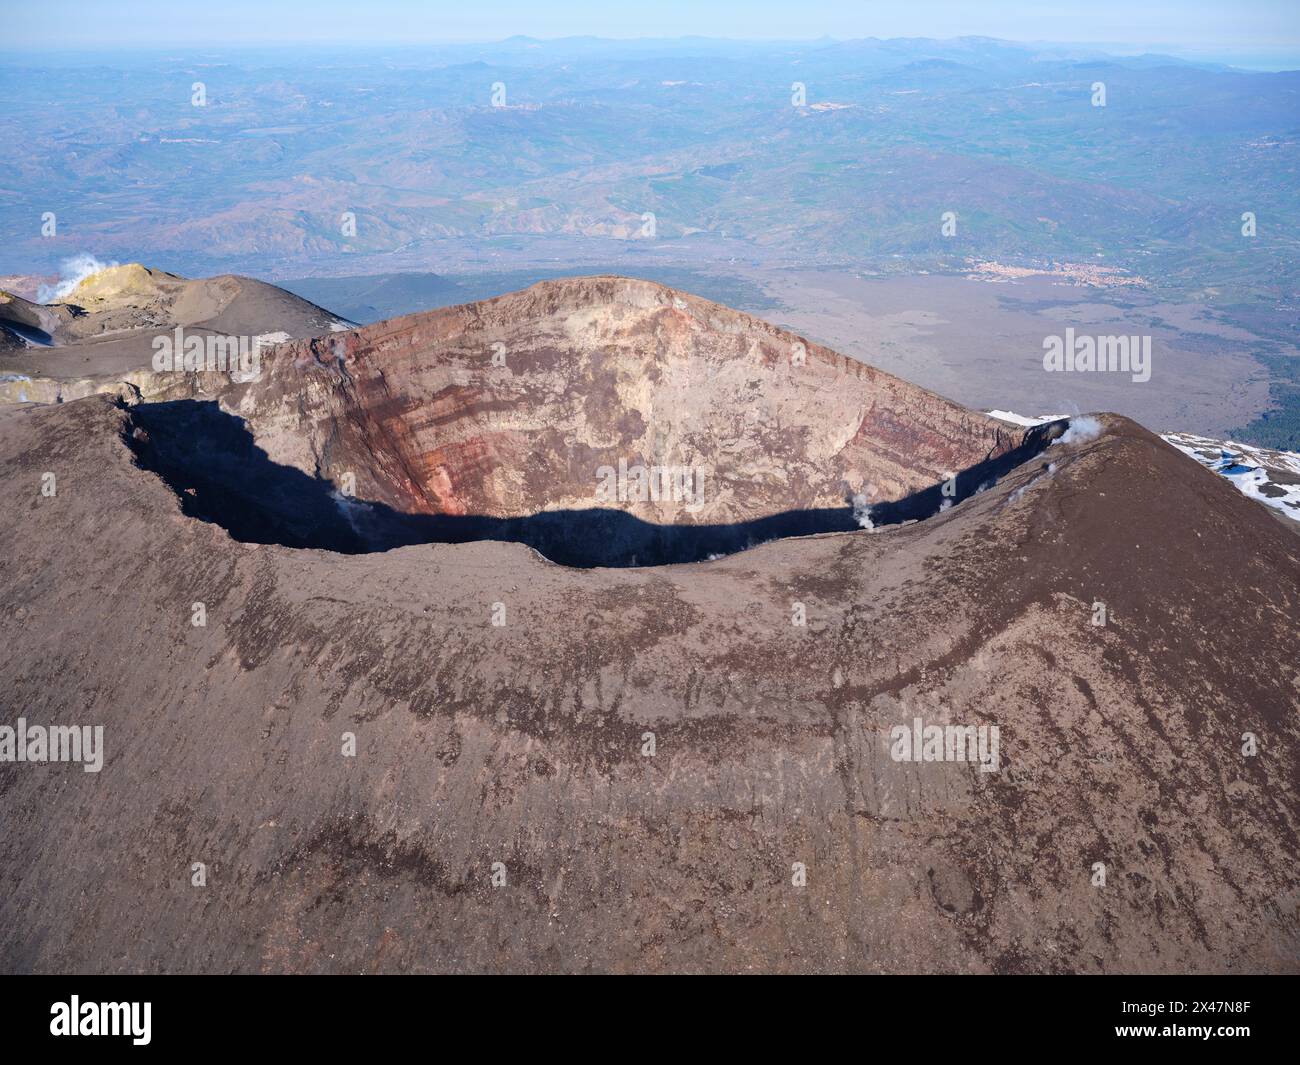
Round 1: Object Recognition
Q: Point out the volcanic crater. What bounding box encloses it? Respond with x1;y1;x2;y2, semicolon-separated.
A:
124;276;1060;566
2;273;1298;974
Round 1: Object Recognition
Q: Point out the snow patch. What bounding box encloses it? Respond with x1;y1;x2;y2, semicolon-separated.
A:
985;409;1068;427
1162;432;1300;523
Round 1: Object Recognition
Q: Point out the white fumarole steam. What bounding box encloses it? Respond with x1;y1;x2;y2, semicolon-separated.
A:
37;254;120;303
1054;416;1104;446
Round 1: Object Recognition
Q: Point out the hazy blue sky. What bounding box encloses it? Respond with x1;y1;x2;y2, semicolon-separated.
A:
8;0;1299;61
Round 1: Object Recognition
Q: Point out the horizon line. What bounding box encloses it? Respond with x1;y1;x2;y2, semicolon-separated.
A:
5;32;1300;51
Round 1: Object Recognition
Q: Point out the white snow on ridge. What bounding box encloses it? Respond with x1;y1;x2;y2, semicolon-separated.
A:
986;409;1067;427
1162;432;1300;524
1161;432;1300;479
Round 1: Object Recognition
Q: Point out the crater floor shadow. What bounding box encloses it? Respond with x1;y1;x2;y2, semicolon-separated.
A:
122;400;1060;568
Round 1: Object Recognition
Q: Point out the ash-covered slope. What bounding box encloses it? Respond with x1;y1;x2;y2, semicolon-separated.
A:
0;283;1297;974
0;263;351;402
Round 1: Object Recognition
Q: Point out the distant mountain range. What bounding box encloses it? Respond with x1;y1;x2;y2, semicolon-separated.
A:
5;37;1297;449
3;36;1295;302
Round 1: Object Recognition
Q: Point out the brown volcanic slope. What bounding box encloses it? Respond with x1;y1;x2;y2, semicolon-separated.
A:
0;278;1298;974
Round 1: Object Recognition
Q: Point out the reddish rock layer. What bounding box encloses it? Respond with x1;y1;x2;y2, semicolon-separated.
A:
231;276;1027;522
